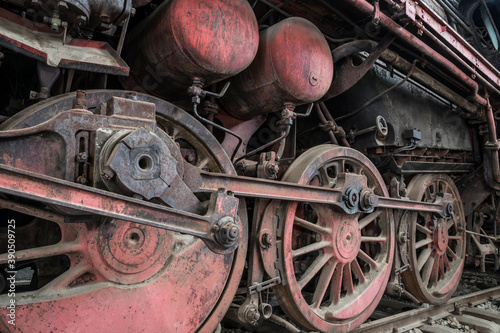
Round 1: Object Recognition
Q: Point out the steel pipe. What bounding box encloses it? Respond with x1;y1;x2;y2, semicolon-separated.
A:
329;0;487;106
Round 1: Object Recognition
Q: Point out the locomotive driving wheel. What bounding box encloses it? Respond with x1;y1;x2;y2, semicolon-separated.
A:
402;174;466;305
274;145;394;333
0;91;247;332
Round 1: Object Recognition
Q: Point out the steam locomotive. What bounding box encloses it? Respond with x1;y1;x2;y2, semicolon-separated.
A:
0;0;499;332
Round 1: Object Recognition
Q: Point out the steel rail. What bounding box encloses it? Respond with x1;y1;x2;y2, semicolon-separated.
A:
351;286;500;332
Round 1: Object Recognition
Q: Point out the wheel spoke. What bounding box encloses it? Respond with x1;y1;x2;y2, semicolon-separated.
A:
196;157;209;169
292;241;330;258
358;210;382;230
436;254;444;282
351;259;366;284
298;253;332;290
343;263;354;294
357;249;377;269
37;261;90;296
416;223;433;235
0;241;81;264
446;246;458;260
446;219;455;231
319;165;337;187
421;255;435;286
443;253;451;271
417;247;433;272
448;236;462;240
415;238;433;249
329;263;344;305
311;259;337;309
294;216;331;235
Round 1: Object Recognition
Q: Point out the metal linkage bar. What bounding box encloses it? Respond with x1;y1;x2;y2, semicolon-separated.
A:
0;164;240;254
198;171;343;204
0;164;452;251
198;171;451;216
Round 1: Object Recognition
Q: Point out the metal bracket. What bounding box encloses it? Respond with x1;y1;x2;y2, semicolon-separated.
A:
248;276;281;295
328;33;396;98
372;0;381;25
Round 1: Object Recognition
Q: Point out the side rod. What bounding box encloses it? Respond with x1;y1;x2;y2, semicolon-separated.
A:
0;164;240;254
0;164;451;249
197;171;450;217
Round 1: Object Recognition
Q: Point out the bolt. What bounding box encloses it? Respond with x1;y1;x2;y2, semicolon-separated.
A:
101;166;115;180
57;1;68;10
76;15;87;25
446;202;454;218
100;15;111;23
211;225;220;232
100;22;112;30
266;164;279;178
29;90;39;100
343;187;359;209
126;91;138;100
215;218;239;248
245;307;260;326
76;175;87;185
360;190;376;211
77;152;88;162
398;232;408;244
309;73;319;86
0;52;4;60
261;233;273;248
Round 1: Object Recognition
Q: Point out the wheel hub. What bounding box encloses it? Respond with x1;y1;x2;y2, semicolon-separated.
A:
335;218;361;261
96;220;173;284
434;220;448;253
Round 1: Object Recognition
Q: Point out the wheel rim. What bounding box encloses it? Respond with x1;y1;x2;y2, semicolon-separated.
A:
402;174;465;304
0;90;247;332
274;145;394;332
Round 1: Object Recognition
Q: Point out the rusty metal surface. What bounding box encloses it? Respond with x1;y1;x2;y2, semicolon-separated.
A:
123;0;259;98
4;0;131;31
325;35;394;99
198;169;452;216
0;8;129;75
0;91;249;332
333;0;488;106
273;145;394;332
0;163;240;253
401;174;466;304
220;17;334;118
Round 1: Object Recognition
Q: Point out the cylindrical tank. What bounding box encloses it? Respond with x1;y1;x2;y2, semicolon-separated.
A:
122;0;259;99
220;17;334;119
